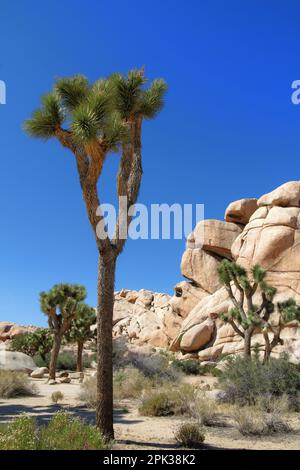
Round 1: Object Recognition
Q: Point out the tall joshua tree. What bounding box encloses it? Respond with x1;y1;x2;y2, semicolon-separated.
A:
40;283;86;380
218;260;300;361
25;69;167;439
65;304;96;372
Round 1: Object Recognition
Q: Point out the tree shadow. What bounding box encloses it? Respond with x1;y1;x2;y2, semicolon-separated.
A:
0;403;142;426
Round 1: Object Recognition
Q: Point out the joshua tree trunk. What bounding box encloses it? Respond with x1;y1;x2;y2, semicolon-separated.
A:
244;328;253;357
96;251;116;441
49;333;61;380
77;341;84;372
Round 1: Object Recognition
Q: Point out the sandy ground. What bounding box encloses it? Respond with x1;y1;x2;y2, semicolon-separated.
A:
1;377;300;450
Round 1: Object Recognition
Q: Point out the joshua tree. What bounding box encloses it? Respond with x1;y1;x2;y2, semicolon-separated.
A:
66;305;96;372
10;328;53;361
24;69;167;439
40;284;86;380
218;260;300;361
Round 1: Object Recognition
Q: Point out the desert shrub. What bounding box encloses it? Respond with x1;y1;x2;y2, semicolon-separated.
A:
139;384;194;417
51;391;64;404
34;351;92;370
0;415;37;450
174;422;205;449
78;376;97;408
79;367;152;406
232;407;292;436
38;411;109;450
0;412;110;450
10;329;52;359
0;371;37;398
131;353;180;382
172;359;202;375
190;395;223;426
219;355;300;406
114;367;151;399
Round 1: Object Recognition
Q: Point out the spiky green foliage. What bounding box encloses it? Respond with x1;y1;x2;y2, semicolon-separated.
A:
24;92;64;139
66;304;96;344
25;70;167;150
138;79;168;118
40;284;86;325
10;329;53;360
55;75;89;112
278;299;300;323
218;260;300;360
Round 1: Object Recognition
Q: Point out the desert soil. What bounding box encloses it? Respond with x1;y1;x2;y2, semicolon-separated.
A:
0;376;300;450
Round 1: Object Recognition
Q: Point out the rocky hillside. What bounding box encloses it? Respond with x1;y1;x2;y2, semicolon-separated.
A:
2;181;300;363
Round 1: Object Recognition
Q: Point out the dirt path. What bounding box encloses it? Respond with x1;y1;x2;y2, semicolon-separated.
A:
1;379;300;450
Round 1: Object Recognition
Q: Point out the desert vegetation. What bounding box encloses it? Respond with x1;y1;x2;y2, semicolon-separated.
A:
0;371;37;398
0;412;110;450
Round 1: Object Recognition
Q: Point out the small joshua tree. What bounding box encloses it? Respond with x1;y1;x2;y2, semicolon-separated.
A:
40;284;87;380
65;305;96;372
218;260;300;361
10;328;53;361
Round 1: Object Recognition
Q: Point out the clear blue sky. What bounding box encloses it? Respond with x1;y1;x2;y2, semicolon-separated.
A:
1;0;299;326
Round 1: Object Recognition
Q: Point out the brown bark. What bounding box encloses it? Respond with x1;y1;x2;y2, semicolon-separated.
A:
77;341;84;372
244;328;253;357
96;252;116;441
49;333;61;380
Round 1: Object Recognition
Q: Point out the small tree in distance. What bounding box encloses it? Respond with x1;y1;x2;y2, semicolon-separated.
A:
65;304;96;372
40;284;86;380
10;329;53;361
218;260;300;362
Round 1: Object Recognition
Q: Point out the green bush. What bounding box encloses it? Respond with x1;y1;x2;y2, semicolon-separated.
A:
0;412;110;450
172;359;202;375
138;384;194;417
38;411;109;450
34;351;92;370
0;415;37;450
218;355;300;406
0;371;37;398
10;329;52;359
174;422;205;448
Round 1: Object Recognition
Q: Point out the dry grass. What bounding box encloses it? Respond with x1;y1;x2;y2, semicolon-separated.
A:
0;371;37;398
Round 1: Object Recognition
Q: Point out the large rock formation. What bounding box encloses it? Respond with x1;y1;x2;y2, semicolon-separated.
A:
0;322;37;342
112;289;183;348
171;181;300;363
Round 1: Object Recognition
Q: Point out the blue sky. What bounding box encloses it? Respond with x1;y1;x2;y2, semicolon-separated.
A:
0;0;299;326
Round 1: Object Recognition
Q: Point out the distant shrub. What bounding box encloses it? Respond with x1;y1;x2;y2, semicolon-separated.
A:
35;351;92;371
0;412;110;450
190;395;224;427
10;329;52;360
219;355;300;406
78;377;97;408
0;371;37;398
174;422;205;448
51;391;64;404
172;359;202;376
139;384;194;417
232;407;292;436
79;367;152;407
131;353;180;382
114;367;151;399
